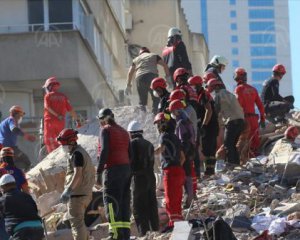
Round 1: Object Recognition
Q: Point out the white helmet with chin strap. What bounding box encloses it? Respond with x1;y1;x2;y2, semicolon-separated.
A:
168;27;182;38
209;55;228;66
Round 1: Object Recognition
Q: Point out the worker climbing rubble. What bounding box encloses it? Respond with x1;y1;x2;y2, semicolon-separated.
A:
203;55;228;85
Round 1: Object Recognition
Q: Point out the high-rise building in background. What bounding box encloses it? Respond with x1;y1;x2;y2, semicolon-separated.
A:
182;0;292;95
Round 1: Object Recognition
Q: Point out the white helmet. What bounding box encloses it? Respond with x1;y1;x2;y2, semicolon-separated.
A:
127;120;143;132
168;27;182;38
0;174;15;186
209;55;228;66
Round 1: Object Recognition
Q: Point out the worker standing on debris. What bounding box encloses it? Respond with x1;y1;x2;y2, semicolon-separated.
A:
150;77;171;113
261;64;294;123
203;55;228;85
154;112;185;232
0;174;44;240
0;147;29;193
96;108;132;240
43;77;77;154
57;129;95;240
0;106;35;171
234;68;265;159
206;79;245;165
127;120;159;236
162;27;192;88
126;47;170;114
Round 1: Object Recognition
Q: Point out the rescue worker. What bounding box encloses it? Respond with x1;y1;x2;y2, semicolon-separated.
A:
0;106;35;171
43;76;77;154
188;76;219;175
261;64;294;123
96;108;131;240
57;129;94;240
0;147;29;193
206;79;245;165
127;120;159;236
150;77;170;113
168;100;195;208
153;112;185;232
162;27;192;88
126;47;170;114
203;55;228;85
234;68;265;160
0;174;44;240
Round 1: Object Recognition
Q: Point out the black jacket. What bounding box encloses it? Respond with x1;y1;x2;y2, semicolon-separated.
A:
261;77;283;105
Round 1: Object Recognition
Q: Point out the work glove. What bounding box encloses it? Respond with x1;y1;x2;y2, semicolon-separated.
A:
200;125;207;137
166;76;173;89
60;187;72;204
259;120;266;129
125;84;132;95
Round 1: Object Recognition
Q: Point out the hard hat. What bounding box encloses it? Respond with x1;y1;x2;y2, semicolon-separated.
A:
57;128;78;145
173;68;188;82
153;112;171;124
168;100;186;112
272;64;286;75
188;76;203;86
206;78;224;92
209;55;228;66
139;47;150;55
151;78;167;90
127;120;143;132
169;89;186;102
0;174;16;186
168;27;182;38
234;67;247;81
284;126;299;140
43;76;60;88
97;108;114;120
9;105;25;115
0;147;14;158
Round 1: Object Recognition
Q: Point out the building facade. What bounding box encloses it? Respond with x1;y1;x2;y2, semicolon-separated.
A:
182;0;292;95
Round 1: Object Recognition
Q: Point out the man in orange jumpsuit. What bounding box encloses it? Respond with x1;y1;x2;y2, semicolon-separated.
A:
43;77;77;153
234;68;265;157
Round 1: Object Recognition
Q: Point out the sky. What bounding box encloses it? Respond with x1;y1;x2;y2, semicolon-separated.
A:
289;0;300;108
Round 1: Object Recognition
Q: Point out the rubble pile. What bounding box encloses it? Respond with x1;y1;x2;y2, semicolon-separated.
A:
26;108;300;239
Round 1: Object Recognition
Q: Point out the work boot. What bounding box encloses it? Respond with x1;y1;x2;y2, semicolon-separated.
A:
204;157;216;176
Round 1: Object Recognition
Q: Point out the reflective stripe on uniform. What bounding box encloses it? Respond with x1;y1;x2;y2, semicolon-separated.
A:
108;203;131;239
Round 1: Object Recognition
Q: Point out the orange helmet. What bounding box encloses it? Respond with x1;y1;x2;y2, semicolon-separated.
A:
57;129;78;145
188;76;203;86
168;100;186;112
153;112;171;124
9;105;25;115
284;126;299;140
151;77;167;90
173;68;188;82
272;64;286;75
206;78;224;92
0;147;14;158
139;47;150;55
169;89;186;102
43;76;60;89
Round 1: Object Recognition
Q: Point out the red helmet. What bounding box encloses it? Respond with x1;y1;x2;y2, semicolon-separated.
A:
9;105;25;115
0;147;14;158
43;77;60;88
284;126;299;140
150;77;167;90
57;128;78;145
153;112;171;124
188;76;203;86
206;78;224;92
139;47;150;55
272;64;286;75
169;89;186;101
234;67;247;82
173;68;188;82
168;100;186;112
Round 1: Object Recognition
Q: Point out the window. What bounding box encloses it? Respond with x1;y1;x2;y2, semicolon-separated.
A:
252;83;264;93
49;0;73;30
229;0;236;5
231;35;238;43
248;0;273;7
250;34;275;44
231;23;237;30
249;22;275;31
251;47;276;56
232;60;239;68
252;72;271;81
28;0;44;30
249;10;274;19
232;48;239;55
230;10;237;18
251;59;276;69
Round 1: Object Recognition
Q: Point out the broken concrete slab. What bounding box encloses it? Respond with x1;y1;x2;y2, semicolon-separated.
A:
170;221;192;240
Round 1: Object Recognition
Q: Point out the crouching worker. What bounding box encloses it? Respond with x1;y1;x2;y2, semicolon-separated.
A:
0;174;44;240
57;129;95;240
127;120;159;236
154;113;185;232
